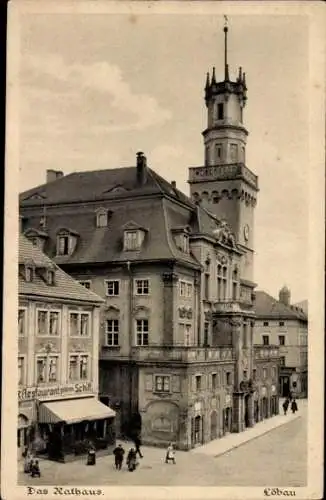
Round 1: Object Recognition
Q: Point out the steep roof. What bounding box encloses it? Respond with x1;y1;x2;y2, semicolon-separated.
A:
255;290;307;321
294;300;308;315
19;235;104;303
19;166;195;209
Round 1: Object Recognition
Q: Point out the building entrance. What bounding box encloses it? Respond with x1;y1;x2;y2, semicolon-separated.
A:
280;376;290;397
244;395;250;427
223;408;232;434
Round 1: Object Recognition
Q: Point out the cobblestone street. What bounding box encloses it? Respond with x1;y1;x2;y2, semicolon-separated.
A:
18;403;307;487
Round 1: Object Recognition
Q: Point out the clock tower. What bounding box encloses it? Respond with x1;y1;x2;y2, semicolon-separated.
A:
188;21;259;284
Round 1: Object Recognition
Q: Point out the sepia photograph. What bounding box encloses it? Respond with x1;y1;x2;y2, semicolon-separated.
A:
2;1;325;499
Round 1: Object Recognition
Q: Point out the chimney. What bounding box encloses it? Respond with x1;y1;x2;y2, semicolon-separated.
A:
136;152;147;185
171;180;176;189
46;169;64;183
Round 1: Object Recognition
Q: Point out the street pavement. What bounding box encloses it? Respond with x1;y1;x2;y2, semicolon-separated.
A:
18;401;307;487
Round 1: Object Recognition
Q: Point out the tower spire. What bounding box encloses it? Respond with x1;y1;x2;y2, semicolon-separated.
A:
223;15;229;81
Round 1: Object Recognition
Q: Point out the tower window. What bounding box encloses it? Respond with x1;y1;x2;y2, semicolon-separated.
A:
217;103;224;120
230;144;238;162
215;144;222;161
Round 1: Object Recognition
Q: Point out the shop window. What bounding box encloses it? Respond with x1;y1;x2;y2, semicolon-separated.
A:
69;312;90;337
37;310;60;336
278;335;285;346
262;335;269;346
105;280;120;296
135;279;149;295
136;319;149;346
155;375;170;393
105;319;119;346
18;308;26;336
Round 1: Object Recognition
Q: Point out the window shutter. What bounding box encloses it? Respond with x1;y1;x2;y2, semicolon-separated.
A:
145;374;153;392
172;375;181;393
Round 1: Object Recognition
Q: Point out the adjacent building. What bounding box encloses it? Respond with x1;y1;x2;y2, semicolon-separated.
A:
19;25;280;449
18;235;116;462
254;287;308;398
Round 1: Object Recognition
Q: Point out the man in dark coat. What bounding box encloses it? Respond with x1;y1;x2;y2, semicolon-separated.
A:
134;435;143;458
282;398;289;415
113;444;125;470
291;399;298;414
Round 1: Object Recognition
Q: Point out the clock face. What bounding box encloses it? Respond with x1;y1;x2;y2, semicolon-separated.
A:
243;224;250;241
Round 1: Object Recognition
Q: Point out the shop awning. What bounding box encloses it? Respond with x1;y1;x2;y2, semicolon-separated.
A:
38;398;116;424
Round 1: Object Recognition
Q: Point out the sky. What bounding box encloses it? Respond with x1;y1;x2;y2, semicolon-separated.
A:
16;5;310;303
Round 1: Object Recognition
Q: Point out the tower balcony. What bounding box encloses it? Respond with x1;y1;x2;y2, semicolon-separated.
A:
130;344;235;364
188;163;258;190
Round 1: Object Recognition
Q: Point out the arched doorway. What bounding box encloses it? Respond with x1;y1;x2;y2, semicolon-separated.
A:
192;415;203;446
210;411;218;440
17;414;29;459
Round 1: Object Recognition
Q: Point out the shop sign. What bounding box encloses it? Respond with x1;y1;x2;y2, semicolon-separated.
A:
18;382;93;402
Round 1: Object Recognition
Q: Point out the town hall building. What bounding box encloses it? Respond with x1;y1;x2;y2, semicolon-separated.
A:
19;25;280;450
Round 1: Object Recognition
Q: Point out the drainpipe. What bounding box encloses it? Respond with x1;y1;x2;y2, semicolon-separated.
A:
126;261;134;428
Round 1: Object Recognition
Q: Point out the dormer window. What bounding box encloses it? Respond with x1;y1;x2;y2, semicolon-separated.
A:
25;266;33;282
47;270;55;285
96;208;108;228
56;228;78;256
124;230;139;251
24;228;48;252
172;226;191;254
123;221;147;252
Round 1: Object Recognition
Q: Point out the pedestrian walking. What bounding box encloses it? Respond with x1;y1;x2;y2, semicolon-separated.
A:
134;435;143;459
126;448;138;472
282;398;289;416
165;443;176;464
113;444;125;470
291;398;298;414
30;459;41;478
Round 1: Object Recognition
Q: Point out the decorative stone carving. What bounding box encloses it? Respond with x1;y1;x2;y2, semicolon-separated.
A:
213;220;236;248
133;305;150;316
38;342;57;353
216;252;228;265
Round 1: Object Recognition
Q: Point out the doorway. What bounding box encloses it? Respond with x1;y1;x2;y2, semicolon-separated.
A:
281;376;290;397
210;411;218;440
223;408;232;434
254;400;259;423
244;395;250;427
17;414;29;459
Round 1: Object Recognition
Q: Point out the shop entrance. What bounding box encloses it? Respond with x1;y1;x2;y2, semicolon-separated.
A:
281;376;290;397
210;411;218;440
192;416;203;446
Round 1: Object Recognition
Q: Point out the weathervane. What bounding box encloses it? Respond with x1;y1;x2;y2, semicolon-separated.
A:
223;15;229;80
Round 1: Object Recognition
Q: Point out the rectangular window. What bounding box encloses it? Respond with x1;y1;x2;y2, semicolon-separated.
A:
204;321;209;346
180;281;186;297
69;312;90;337
69;354;89;382
136;319;149;346
278;335;285;346
280;356;286;367
217;103;224;120
36;357;46;383
232;282;237;300
215;143;222;160
253;368;257;380
97;212;107;228
105;319;119;346
124;230;139;251
106;280;120;296
230;144;238;162
263;321;269;327
263;368;267;379
36;355;59;384
212;373;217;390
185;324;191;345
25;267;33;282
18;357;24;385
217;264;227;300
226;371;231;385
18;309;26;336
262;335;269;346
195;375;202;392
135;279;149;295
155;375;170;393
57;236;69;255
37;310;60;336
186;283;192;298
78;281;91;290
279;321;285;327
204;274;209;300
48;356;58;382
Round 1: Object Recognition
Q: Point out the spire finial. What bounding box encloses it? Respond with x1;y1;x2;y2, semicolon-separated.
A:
205;71;210;90
211;66;216;84
223;15;229;81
